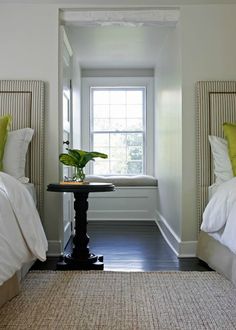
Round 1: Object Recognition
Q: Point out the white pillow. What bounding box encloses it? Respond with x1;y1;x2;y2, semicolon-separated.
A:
2;128;34;182
208;135;233;184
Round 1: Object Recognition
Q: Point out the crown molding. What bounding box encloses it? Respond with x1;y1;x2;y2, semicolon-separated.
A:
61;9;180;27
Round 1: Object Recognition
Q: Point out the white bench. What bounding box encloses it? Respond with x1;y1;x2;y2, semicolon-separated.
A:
85;175;158;187
85;175;158;221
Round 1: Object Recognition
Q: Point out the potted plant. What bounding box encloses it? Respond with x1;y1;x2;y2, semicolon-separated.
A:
59;149;108;182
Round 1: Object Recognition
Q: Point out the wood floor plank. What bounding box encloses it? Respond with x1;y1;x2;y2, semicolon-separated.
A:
31;221;212;272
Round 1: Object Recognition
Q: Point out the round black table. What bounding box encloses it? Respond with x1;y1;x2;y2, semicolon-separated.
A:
47;182;115;270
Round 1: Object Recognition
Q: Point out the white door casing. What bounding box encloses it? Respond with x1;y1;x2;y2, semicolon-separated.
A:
62;27;73;248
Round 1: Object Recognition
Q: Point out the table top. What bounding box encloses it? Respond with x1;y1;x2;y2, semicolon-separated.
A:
47;182;115;193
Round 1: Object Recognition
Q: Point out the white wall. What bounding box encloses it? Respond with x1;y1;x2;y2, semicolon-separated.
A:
155;5;236;256
1;3;236;256
181;4;236;243
0;5;62;252
154;24;182;253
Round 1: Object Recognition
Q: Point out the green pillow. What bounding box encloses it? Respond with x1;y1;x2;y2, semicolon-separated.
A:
223;122;236;176
0;115;12;171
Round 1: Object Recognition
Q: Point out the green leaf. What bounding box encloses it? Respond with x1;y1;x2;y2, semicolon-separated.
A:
89;151;108;159
80;151;108;167
59;149;108;168
68;149;81;164
59;153;79;167
80;153;95;168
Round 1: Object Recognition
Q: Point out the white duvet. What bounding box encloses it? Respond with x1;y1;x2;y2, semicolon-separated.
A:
0;172;47;286
201;177;236;254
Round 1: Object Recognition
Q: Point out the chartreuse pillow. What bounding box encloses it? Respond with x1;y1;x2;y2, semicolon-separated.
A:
0;115;12;171
223;122;236;176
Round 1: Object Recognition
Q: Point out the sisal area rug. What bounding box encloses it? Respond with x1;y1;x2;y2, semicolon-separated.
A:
0;271;236;329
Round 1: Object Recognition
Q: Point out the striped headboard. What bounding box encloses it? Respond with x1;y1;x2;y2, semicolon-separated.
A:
0;80;45;216
196;81;236;230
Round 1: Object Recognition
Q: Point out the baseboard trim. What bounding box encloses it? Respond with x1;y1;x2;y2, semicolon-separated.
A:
179;241;198;258
88;217;157;221
155;211;179;256
47;240;62;256
87;209;156;221
155;210;197;257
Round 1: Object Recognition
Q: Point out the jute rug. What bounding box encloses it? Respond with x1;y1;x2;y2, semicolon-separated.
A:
0;271;236;330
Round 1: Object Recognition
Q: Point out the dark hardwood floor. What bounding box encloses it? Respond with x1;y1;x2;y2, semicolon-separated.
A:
31;221;212;272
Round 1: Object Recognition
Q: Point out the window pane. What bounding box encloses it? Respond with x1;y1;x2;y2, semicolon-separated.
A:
110;91;126;104
127;161;143;175
110;105;126;118
110;118;126;131
93;105;109;118
127;133;143;146
93;90;109;104
110;161;126;174
94;118;110;131
110;133;126;147
127;146;142;161
127;119;143;131
110;147;126;161
93;133;109;147
127;91;143;104
93;161;109;175
127;105;143;118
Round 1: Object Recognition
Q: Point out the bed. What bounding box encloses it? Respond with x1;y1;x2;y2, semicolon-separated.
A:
0;80;47;307
196;81;236;285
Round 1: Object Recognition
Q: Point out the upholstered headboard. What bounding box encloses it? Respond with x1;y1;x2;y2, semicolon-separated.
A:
196;81;236;230
0;80;45;216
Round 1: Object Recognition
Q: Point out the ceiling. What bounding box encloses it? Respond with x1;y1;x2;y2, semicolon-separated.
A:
66;25;173;69
0;0;235;4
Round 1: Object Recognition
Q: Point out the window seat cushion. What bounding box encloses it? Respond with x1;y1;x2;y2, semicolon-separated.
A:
85;175;158;187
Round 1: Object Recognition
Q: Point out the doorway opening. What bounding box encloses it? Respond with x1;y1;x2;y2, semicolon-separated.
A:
58;7;180;250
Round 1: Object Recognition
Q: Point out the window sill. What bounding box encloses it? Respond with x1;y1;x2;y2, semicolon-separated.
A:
85;175;158;187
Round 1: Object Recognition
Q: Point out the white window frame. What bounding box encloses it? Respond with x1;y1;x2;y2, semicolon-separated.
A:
90;86;146;175
81;76;154;176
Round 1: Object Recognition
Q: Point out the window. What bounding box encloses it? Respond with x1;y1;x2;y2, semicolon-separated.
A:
90;87;146;175
81;76;154;177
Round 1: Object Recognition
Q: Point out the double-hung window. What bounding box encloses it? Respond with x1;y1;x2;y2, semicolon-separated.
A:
90;87;146;175
81;76;154;177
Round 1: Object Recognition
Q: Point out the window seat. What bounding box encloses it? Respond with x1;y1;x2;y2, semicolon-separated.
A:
85;175;158;187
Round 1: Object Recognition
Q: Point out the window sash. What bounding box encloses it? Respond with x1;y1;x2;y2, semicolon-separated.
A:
90;131;145;176
90;87;146;175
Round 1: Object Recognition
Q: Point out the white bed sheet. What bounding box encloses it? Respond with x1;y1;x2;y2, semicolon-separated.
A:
0;172;47;286
202;177;236;254
208;183;221;200
23;183;37;205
